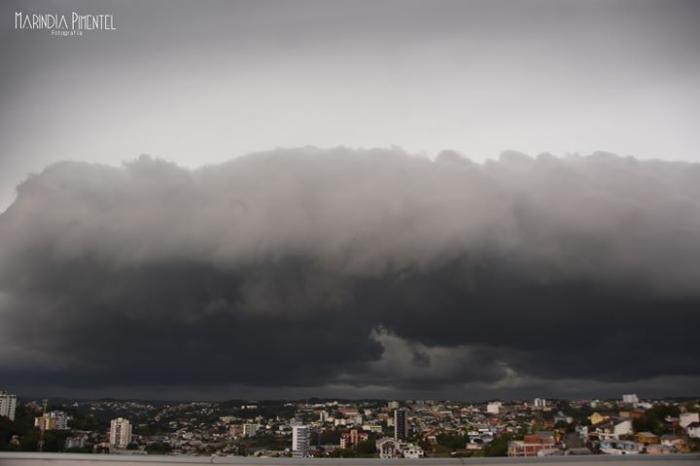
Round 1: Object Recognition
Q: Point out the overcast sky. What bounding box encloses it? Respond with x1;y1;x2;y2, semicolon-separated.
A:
1;0;699;400
2;0;700;209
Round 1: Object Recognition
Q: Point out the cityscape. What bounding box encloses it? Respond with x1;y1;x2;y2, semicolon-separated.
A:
1;390;699;457
2;1;700;465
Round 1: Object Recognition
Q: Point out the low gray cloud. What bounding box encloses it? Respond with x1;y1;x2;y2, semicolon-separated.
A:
0;147;699;398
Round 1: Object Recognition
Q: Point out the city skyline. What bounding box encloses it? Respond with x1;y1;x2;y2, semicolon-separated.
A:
1;392;698;456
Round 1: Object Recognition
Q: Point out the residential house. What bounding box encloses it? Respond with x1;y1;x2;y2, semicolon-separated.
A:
613;420;633;438
508;432;557;457
660;435;689;453
635;432;659;445
680;412;699;429
599;439;643;455
375;438;423;459
686;421;700;439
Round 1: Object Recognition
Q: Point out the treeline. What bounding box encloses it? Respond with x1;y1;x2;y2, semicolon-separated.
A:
0;405;69;452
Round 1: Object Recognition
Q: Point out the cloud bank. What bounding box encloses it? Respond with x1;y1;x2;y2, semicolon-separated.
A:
0;147;699;398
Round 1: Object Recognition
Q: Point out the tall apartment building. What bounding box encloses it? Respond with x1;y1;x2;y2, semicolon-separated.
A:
242;423;259;437
292;425;310;457
533;398;547;409
0;391;17;421
109;417;132;449
622;394;639;404
35;411;68;430
394;409;408;441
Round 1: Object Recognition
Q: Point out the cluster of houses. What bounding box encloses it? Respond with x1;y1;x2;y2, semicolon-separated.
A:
505;401;700;457
579;410;699;455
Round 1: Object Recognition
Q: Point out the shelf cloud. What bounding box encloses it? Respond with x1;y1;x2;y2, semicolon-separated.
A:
1;147;699;398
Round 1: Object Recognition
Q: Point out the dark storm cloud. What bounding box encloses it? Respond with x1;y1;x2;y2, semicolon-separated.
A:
0;147;699;396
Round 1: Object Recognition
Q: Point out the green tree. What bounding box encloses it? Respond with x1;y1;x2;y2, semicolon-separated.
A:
436;433;469;449
484;433;512;457
356;439;377;456
633;405;679;436
1;405;41;452
41;430;70;452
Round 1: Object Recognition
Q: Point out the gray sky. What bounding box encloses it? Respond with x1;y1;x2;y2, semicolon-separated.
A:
1;1;700;400
1;0;700;210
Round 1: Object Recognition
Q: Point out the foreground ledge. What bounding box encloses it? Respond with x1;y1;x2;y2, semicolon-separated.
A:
0;453;699;465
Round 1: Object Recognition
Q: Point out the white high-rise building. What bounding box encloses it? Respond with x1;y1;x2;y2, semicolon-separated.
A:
292;425;310;457
622;394;639;404
109;417;132;449
533;398;547;409
0;391;17;421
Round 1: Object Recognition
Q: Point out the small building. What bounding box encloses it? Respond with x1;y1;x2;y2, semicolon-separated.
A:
680;412;699;429
592;421;616;441
599;439;643;455
660;435;689;453
635;432;659;445
525;431;556;444
466;440;483;451
508;439;556;457
646;444;676;455
65;434;89;450
589;412;608;425
486;402;502;415
686;421;700;439
402;444;424;459
509;433;557;457
619;409;644;419
553;412;573;424
613;420;633;438
375;437;423;459
376;438;401;459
